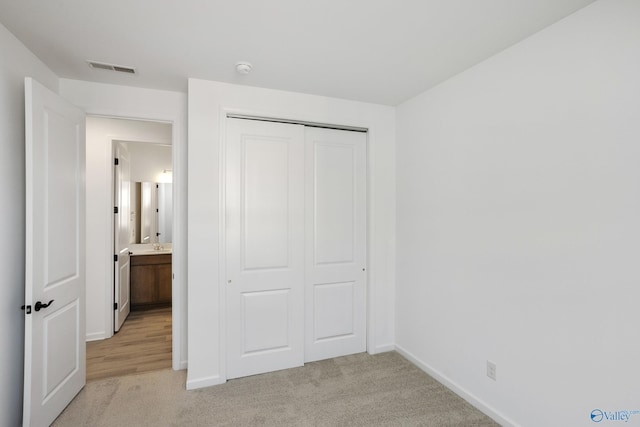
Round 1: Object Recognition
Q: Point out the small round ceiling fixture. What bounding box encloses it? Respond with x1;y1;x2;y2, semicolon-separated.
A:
235;62;253;75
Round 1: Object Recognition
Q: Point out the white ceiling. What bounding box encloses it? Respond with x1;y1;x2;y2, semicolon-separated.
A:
0;0;595;105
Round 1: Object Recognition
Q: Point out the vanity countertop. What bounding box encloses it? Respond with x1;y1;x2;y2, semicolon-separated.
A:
129;243;172;256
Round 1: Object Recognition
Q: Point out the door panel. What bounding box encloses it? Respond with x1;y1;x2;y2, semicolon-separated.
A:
24;77;86;427
131;265;156;304
313;281;355;341
242;139;290;270
305;127;367;363
242;290;291;353
226;118;305;379
116;261;130;319
114;142;131;332
314;143;356;264
45;111;79;286
43;301;80;400
157;264;173;303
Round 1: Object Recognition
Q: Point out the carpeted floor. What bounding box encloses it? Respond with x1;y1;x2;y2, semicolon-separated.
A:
53;352;498;426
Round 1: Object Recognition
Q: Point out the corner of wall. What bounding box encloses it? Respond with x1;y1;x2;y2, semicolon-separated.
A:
395;345;519;427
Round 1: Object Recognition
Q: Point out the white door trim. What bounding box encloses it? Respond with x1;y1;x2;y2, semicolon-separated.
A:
218;108;373;382
90;114;185;371
226;113;368;133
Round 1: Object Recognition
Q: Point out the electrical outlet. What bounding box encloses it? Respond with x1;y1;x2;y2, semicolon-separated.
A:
487;360;497;381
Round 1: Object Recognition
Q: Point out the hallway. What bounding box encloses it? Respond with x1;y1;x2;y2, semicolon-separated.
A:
86;307;172;381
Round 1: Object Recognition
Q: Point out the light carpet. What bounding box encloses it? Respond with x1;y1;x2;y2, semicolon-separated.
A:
53;352;498;426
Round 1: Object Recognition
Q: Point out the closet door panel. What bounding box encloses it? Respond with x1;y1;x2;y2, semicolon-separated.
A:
226;118;305;379
313;143;356;265
305;127;367;363
242;139;290;270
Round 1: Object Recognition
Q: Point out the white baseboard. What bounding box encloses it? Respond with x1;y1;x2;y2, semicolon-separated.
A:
372;343;395;354
186;374;225;390
395;345;519;427
85;331;107;342
172;359;188;371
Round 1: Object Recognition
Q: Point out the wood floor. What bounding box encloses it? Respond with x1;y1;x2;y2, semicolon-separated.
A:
86;307;172;381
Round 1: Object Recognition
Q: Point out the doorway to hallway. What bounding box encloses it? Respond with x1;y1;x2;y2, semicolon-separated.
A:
86;307;171;381
86;117;175;380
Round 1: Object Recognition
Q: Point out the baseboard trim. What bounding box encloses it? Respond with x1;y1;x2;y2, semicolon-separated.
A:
186;374;225;390
172;360;188;371
85;331;107;342
395;345;519;427
372;343;395;354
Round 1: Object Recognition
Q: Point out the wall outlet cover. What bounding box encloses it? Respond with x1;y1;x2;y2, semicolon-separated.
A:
487;360;497;381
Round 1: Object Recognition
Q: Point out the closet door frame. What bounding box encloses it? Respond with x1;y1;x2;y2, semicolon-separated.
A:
218;110;373;381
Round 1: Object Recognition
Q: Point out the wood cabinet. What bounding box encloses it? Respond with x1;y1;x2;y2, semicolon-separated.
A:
130;254;172;309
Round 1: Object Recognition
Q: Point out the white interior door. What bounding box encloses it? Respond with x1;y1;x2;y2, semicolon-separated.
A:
304;127;367;362
24;77;86;427
114;142;131;332
226;118;305;379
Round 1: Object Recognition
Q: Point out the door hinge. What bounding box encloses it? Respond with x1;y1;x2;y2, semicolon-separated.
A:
156;184;159;189
114;158;119;166
156;208;159;213
21;305;32;314
114;206;119;214
114;302;118;310
114;254;118;262
156;232;161;236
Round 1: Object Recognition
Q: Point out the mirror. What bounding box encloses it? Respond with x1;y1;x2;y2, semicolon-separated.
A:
121;139;172;245
132;182;172;244
157;183;173;243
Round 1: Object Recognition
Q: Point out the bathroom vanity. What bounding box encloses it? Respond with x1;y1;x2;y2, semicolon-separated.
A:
129;244;172;310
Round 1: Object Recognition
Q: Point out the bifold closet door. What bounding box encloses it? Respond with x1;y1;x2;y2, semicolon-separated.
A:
304;127;367;363
226;118;305;379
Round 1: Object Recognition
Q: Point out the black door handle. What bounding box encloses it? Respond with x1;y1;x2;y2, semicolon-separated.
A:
34;300;54;312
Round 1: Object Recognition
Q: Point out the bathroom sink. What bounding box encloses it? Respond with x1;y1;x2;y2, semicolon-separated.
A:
128;243;173;256
130;248;172;256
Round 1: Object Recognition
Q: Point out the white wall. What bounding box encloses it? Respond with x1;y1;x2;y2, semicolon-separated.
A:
395;1;640;425
60;80;188;369
187;79;396;389
0;22;59;427
126;141;172;183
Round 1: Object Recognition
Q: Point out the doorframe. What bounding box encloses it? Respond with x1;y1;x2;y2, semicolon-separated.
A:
217;108;374;381
89;113;185;371
108;135;171;329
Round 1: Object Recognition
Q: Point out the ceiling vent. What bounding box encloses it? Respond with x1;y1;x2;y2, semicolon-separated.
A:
87;61;136;74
